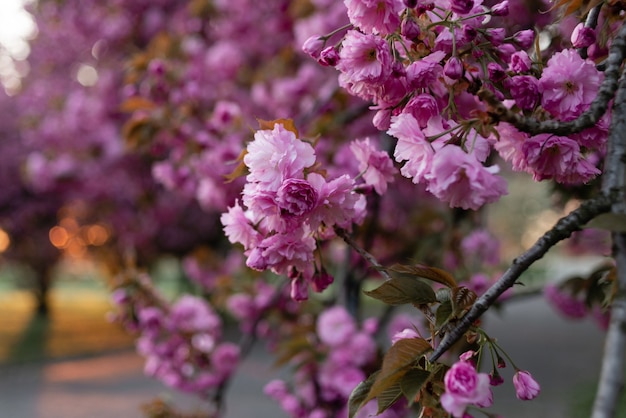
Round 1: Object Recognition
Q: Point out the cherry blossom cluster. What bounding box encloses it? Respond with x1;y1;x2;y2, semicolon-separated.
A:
305;0;610;210
440;349;539;417
264;305;409;418
111;278;239;396
221;123;368;300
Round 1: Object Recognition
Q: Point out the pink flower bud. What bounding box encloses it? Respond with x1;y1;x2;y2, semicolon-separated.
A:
318;46;339;66
513;29;535;50
311;269;334;292
491;0;509;16
372;108;392;130
463;25;477;41
290;276;309;301
302;35;325;58
450;0;474;15
444;56;464;80
509;51;532;73
404;0;418;7
487;62;506;82
513;371;540;400
571;23;596;48
490;371;504;386
459;350;476;361
401;18;421;40
485;28;506;46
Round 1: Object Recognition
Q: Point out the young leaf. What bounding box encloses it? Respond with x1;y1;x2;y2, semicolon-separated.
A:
400;368;432;404
435;300;453;329
389;264;457;289
223;149;249;183
348;371;379;418
377;382;403;414
452;286;477;314
364;276;437;306
364;338;432;404
257;118;299;136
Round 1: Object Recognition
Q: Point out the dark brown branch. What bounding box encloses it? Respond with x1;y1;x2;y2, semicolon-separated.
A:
592;72;626;418
479;20;626;136
428;194;614;362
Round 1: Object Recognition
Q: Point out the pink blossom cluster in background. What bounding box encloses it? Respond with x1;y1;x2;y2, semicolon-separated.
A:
304;0;611;210
111;279;239;395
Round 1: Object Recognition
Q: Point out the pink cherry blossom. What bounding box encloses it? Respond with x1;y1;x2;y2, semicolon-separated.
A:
539;49;602;120
403;93;439;128
221;201;261;249
522;134;600;184
344;0;403;35
426;145;508;210
336;30;393;84
388;113;434;184
350;137;396;194
544;283;588;319
244;123;316;190
276;178;319;217
441;360;493;417
513;370;541;400
316;305;358;346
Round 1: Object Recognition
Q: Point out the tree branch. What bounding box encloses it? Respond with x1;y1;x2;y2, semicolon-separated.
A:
592;233;626;418
428;194;614;362
592;72;626;418
479;20;626;136
335;227;393;281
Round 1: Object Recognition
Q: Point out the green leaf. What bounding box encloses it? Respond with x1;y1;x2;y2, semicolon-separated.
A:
389;264;458;288
377;382;403;414
348;372;379;418
364;338;432;404
400;368;432;404
364;276;437;306
436;300;453;329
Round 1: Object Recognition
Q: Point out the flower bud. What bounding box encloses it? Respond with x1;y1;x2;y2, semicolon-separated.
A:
509;50;532;73
290;276;309;301
302;35;325;58
487;62;506;82
462;24;477;41
318;46;339;66
485;28;506;46
491;0;509;16
513;29;535;50
403;0;418;7
571;23;596;48
444;56;464;80
450;0;474;15
508;75;539;110
401;18;421;40
513;371;541;400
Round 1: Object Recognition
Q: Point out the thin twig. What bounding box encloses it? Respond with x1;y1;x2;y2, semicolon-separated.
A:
479;20;626;136
335;227;392;281
428;194;614;362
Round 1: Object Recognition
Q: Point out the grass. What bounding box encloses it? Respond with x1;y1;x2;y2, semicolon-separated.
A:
0;281;134;364
568;381;626;418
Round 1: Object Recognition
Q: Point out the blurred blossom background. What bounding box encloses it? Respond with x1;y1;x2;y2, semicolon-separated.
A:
0;1;623;418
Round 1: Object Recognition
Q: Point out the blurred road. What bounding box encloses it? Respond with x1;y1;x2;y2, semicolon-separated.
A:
1;258;625;418
0;295;620;418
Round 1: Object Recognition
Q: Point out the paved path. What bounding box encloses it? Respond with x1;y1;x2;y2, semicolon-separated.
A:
0;296;619;418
